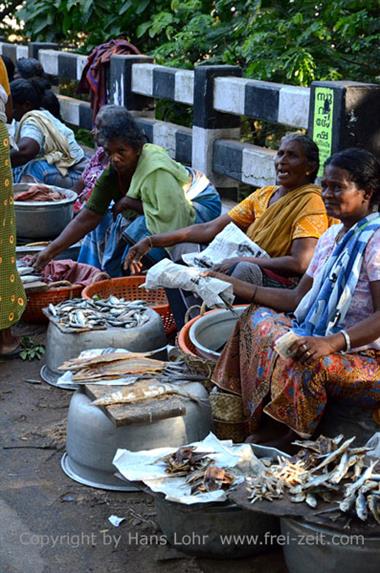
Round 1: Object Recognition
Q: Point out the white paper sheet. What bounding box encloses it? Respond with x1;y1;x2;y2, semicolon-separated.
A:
112;432;263;505
143;259;235;307
182;222;269;269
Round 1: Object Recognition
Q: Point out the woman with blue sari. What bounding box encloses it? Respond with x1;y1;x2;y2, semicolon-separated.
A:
211;148;380;445
33;109;221;275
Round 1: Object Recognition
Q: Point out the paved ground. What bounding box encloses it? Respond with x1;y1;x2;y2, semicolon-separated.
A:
0;326;288;573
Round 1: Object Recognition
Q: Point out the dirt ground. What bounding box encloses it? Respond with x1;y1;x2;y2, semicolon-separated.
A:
0;326;288;573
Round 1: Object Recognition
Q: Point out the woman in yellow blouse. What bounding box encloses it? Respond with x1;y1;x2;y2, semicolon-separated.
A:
0;57;25;356
126;134;333;324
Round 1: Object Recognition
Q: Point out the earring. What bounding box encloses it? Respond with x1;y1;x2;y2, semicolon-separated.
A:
306;171;310;175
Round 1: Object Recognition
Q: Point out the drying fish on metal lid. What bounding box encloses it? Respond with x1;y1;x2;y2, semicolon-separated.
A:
91;380;206;407
47;296;151;331
244;434;380;525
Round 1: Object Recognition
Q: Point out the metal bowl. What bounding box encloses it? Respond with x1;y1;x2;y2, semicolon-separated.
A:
14;183;77;240
189;306;247;360
62;383;211;491
154;496;279;558
281;517;380;573
41;307;167;389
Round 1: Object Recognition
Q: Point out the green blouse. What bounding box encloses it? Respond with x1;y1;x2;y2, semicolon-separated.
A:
86;143;196;235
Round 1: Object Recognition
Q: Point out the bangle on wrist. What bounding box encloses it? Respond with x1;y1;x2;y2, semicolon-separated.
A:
250;285;258;303
340;329;351;353
147;236;153;249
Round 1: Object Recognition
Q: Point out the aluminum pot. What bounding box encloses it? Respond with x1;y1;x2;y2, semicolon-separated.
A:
281;517;380;573
41;307;167;389
62;383;211;491
317;401;379;446
154;492;279;558
189;306;247;360
14;183;77;240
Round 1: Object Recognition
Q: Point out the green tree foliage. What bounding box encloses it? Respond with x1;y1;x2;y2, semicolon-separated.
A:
15;0;380;85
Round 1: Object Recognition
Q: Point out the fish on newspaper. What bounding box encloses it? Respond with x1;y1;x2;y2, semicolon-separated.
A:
92;380;204;406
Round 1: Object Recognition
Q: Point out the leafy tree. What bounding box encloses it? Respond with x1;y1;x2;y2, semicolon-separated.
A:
13;0;380;85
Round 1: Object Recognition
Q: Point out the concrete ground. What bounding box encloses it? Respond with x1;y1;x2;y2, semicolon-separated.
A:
0;326;288;573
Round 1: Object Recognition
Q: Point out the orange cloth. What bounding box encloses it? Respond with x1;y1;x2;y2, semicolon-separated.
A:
228;184;332;258
0;57;10;94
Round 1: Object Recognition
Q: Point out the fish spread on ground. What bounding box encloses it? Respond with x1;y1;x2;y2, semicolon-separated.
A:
47;296;150;331
245;434;380;524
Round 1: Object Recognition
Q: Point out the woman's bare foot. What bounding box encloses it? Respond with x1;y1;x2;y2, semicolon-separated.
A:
0;328;20;356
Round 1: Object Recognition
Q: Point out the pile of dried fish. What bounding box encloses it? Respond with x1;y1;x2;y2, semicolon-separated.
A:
92;380;204;407
245;435;380;524
59;352;165;381
160;446;235;495
47;296;150;331
161;446;212;476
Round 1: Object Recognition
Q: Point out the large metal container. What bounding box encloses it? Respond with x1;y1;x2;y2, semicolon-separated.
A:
14;183;77;240
189;306;247;360
317;401;379;446
62;382;211;491
281;517;380;573
40;307;167;389
154;496;279;558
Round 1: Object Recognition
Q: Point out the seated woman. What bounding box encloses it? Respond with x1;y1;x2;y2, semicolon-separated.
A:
126;135;334;326
72;104;124;214
10;78;86;188
210;148;380;447
33;109;222;276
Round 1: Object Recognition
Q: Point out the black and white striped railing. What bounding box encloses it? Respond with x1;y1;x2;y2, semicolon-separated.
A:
2;41;378;193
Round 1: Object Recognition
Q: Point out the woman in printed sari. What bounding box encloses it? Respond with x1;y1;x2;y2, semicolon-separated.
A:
211;148;380;447
0;57;26;357
33;109;221;276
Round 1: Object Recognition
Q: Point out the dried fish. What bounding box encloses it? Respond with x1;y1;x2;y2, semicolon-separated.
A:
92;380;205;406
47;296;151;332
245;434;380;524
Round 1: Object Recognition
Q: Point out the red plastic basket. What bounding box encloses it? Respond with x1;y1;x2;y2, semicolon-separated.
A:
22;284;83;324
82;276;177;336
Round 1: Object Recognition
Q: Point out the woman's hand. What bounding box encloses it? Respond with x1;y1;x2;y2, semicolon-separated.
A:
124;237;151;274
112;197;130;219
112;196;143;219
289;335;342;365
212;257;245;273
204;270;235;283
31;248;54;271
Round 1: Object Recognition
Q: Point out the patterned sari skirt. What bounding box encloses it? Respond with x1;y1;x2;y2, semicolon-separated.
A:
0;122;26;329
212;305;380;438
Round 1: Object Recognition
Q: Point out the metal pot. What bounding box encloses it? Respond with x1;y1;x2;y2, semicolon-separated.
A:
41;307;167;389
154;493;279;558
189;306;247;360
62;383;211;491
281;518;380;573
14;184;77;240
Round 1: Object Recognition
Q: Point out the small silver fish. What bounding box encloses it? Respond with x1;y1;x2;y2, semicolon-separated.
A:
355;489;368;521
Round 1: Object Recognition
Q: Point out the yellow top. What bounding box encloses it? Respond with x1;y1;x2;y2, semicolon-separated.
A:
0;57;10;95
228;184;334;258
